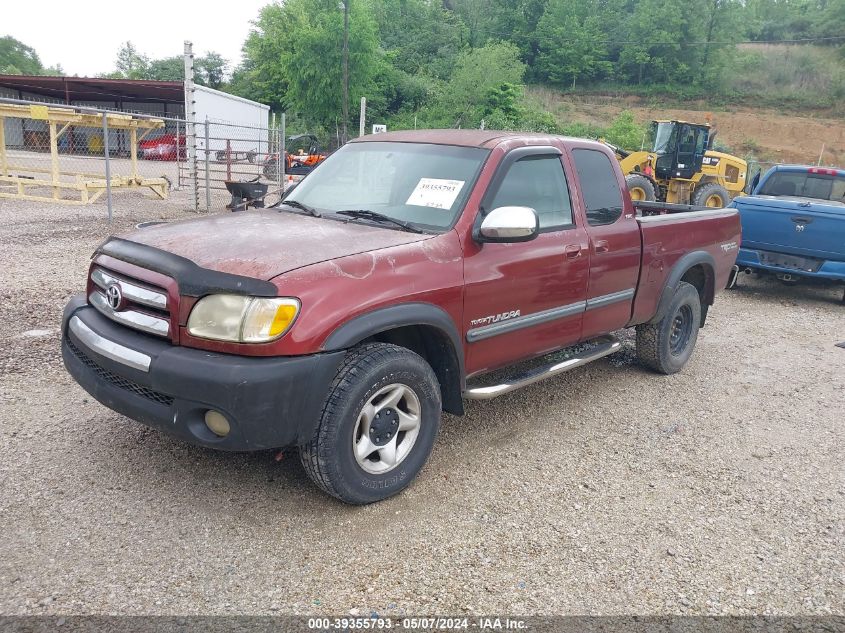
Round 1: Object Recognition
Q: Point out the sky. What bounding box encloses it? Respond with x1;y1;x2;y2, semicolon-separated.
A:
4;0;271;77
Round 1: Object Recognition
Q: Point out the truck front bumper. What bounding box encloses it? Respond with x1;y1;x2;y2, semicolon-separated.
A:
61;296;344;451
736;248;845;282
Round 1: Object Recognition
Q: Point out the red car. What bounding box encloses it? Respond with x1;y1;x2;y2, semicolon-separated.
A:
62;130;741;504
139;133;187;161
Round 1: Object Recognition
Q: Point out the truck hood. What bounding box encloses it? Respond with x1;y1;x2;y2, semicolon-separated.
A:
125;210;431;280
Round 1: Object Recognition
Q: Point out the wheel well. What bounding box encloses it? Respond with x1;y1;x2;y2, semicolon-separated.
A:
681;264;715;326
362;325;464;416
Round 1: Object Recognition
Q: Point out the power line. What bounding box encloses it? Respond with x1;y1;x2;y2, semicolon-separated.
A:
597;34;845;46
480;31;845;46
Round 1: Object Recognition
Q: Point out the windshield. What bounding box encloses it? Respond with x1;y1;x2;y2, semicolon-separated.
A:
650;122;677;155
285;141;489;231
758;171;845;203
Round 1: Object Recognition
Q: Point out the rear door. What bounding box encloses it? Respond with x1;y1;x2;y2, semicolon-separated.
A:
568;146;642;339
462;146;590;376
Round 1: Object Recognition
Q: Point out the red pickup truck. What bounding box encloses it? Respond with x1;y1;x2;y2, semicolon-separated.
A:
62;130;740;504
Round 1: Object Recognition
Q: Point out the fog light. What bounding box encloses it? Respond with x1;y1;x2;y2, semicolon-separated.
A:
204;410;231;438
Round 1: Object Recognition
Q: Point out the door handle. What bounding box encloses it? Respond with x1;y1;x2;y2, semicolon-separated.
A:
565;244;582;259
594;240;610;254
791;216;813;224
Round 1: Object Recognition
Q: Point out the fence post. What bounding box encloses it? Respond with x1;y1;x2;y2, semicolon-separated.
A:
183;40;199;212
102;112;113;222
280;112;286;193
176;119;182;188
0;117;7;178
226;139;232;181
205;118;211;211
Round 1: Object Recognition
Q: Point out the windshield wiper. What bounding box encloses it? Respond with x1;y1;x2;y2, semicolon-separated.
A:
335;209;424;234
279;200;321;217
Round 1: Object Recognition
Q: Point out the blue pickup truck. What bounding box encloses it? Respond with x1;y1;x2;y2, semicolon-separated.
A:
730;164;845;300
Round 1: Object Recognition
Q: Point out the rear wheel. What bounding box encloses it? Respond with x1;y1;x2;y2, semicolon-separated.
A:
636;281;702;374
625;174;657;202
692;182;730;208
299;343;441;505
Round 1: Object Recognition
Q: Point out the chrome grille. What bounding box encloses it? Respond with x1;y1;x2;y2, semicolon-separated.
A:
89;267;171;338
67;337;174;407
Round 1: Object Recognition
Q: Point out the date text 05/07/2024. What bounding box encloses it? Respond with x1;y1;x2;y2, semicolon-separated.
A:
306;616;528;630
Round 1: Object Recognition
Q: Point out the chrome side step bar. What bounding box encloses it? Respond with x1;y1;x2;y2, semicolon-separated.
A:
463;335;622;401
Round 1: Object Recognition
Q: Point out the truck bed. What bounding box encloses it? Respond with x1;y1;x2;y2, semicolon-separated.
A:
629;203;741;325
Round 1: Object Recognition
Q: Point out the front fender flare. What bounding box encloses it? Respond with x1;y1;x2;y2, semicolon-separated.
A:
322;301;465;385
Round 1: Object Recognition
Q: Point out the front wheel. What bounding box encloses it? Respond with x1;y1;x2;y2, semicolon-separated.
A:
299;343;442;504
636;281;702;374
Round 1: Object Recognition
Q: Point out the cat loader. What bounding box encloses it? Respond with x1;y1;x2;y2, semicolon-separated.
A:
607;120;748;208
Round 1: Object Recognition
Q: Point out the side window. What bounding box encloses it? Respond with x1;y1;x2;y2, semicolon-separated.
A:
488;155;574;230
572;149;624;226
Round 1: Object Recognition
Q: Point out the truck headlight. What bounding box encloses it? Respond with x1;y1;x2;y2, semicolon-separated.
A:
187;295;300;343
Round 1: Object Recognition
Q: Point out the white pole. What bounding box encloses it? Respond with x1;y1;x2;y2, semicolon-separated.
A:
818;143;825;166
281;112;286;192
359;97;366;137
183;40;198;212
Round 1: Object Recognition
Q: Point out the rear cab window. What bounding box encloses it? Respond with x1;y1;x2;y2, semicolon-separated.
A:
759;169;845;204
571;149;624;226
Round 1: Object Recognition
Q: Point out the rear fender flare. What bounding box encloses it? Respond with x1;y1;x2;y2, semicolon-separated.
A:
647;251;716;325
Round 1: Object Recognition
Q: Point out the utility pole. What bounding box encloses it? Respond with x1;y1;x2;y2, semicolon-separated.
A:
342;0;350;145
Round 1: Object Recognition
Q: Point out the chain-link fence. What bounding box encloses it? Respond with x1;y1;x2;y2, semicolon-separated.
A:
182;118;289;210
0;97;291;216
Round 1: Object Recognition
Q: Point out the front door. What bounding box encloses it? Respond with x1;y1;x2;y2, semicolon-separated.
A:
674;124;708;179
462;147;590;377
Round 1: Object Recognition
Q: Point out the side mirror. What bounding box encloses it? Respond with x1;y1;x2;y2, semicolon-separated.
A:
475;206;540;243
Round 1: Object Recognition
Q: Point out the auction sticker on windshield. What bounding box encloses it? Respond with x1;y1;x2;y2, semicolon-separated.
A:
406;178;465;210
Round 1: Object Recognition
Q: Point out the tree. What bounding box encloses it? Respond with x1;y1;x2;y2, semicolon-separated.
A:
235;0;380;129
370;0;463;79
115;41;150;79
535;0;612;87
145;56;183;81
233;2;293;111
0;36;49;75
487;0;548;73
443;42;526;126
196;52;227;88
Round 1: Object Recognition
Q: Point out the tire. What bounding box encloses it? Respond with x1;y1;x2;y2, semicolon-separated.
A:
692;182;730;208
299;343;442;505
636;281;702;375
625;173;657;202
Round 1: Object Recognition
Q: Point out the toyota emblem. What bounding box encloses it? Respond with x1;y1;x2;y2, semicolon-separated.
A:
106;283;124;310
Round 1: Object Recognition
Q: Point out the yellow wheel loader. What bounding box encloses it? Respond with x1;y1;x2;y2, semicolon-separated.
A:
608;120;747;207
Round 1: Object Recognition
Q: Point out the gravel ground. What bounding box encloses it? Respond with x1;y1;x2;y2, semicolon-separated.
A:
0;194;843;617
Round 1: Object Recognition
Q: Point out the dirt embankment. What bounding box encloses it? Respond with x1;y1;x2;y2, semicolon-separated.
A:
532;89;845;167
